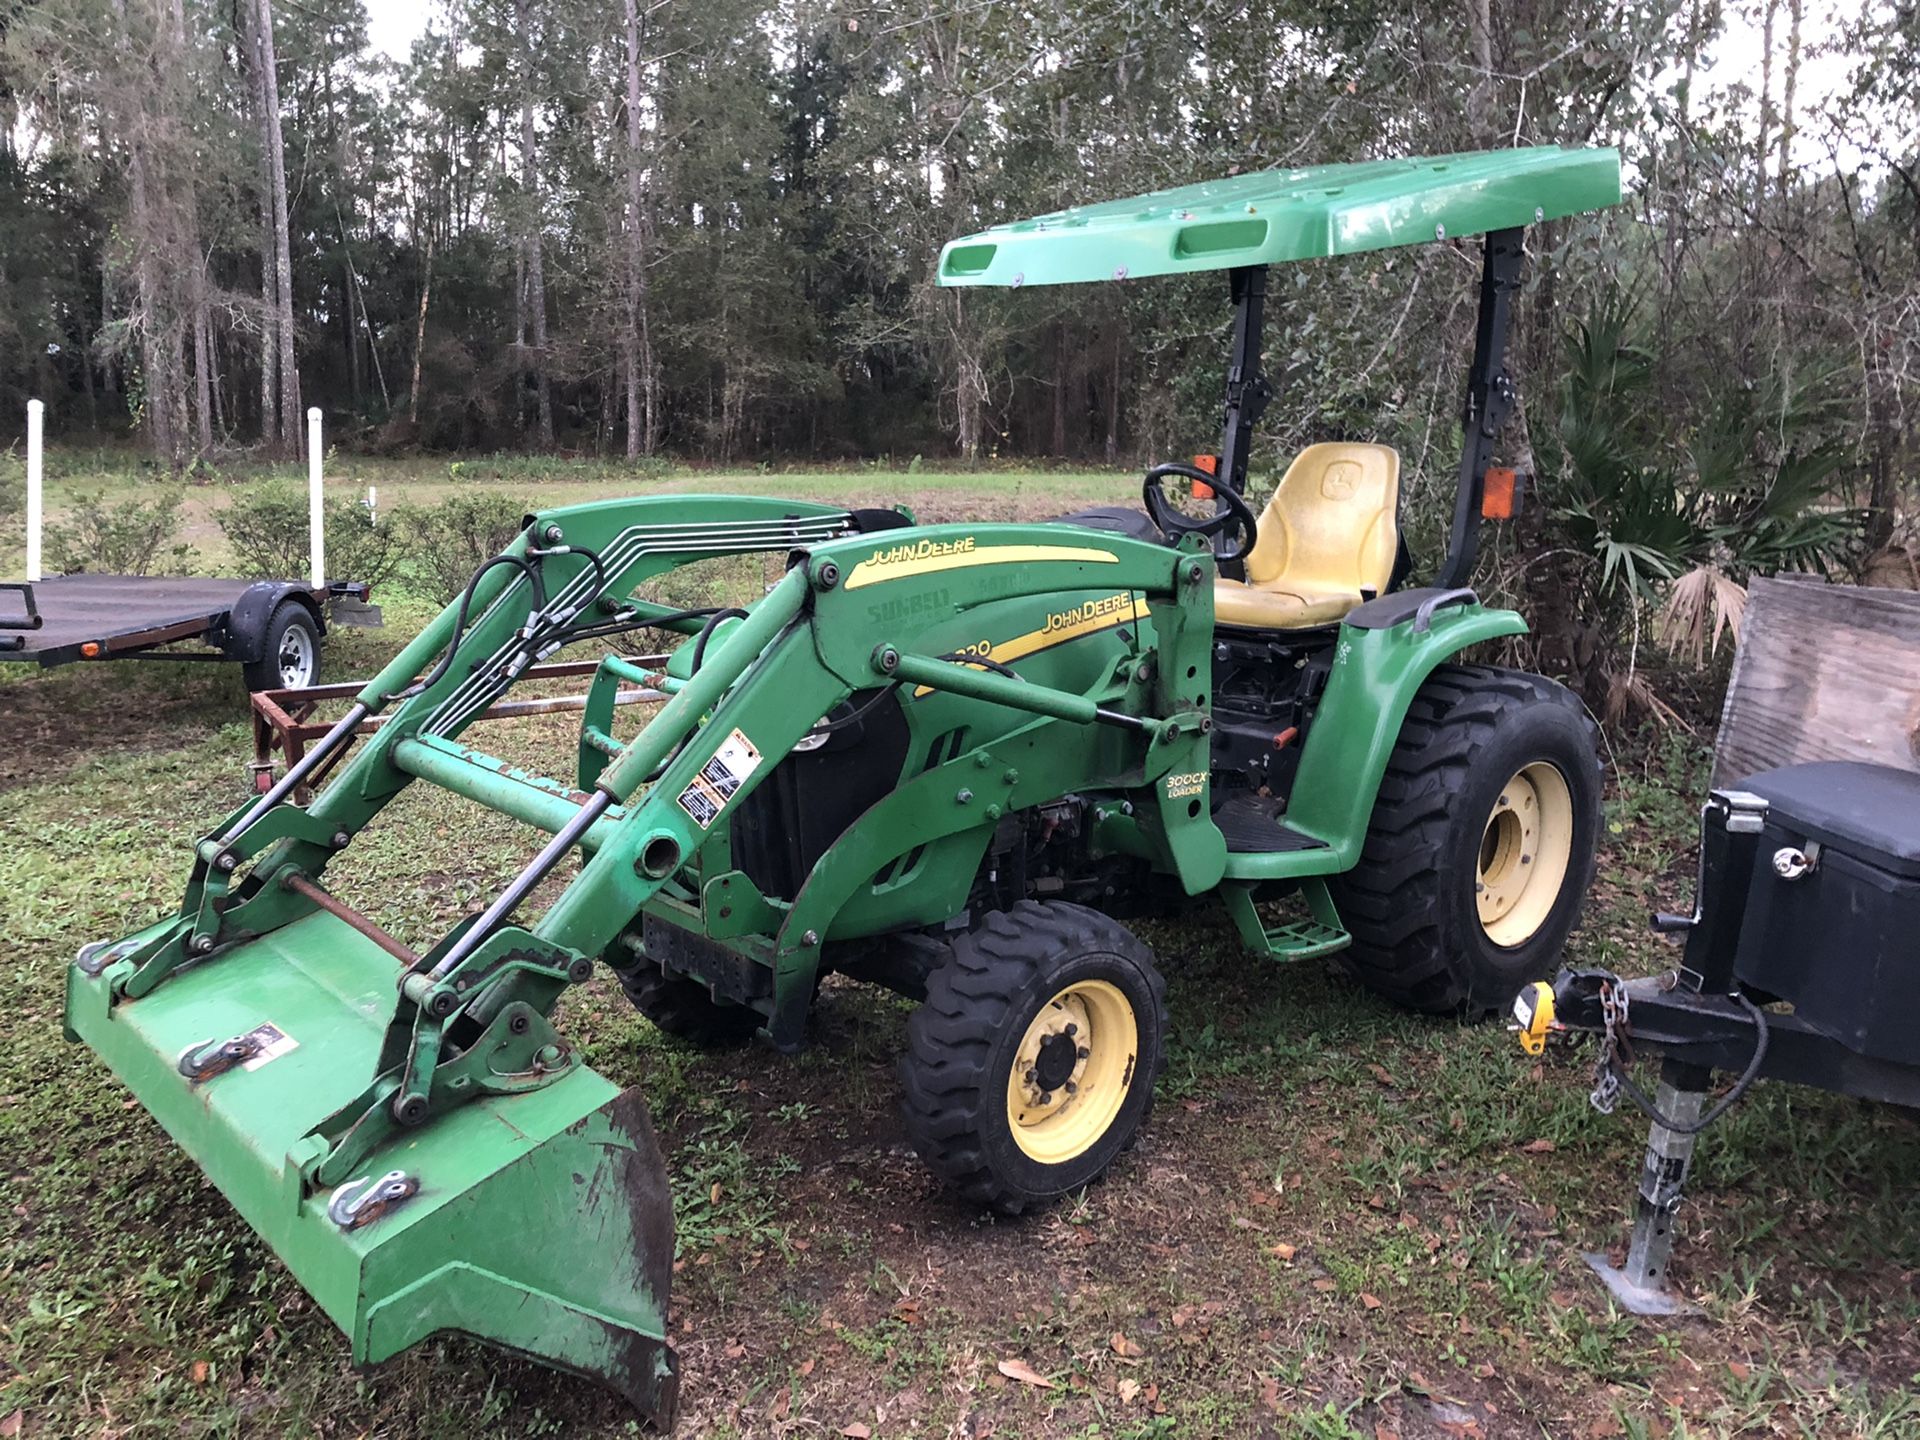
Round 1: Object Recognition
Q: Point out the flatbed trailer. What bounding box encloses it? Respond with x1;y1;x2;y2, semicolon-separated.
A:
0;573;363;691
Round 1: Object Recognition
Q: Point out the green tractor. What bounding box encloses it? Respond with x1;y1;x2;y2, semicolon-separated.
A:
66;146;1619;1424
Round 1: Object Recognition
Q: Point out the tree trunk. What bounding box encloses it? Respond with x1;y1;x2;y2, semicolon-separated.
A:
513;246;527;436
410;229;435;426
1104;323;1122;465
254;0;300;454
518;0;553;449
1778;0;1803;194
192;276;214;453
117;62;177;464
1466;0;1496;144
1754;0;1778;207
1050;323;1068;456
622;0;657;458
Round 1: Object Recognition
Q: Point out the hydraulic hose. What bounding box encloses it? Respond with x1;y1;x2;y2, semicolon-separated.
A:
1608;993;1771;1135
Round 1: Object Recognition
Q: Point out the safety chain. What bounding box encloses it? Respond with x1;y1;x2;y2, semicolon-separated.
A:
1589;979;1631;1115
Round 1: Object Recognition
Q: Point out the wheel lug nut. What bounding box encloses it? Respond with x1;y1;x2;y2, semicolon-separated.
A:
1064;1023;1077;1037
1025;1069;1036;1084
1039;1092;1053;1105
1065;1081;1077;1095
1077;1045;1089;1059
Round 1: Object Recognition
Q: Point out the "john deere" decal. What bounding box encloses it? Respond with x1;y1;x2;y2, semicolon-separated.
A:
844;537;1119;589
913;592;1150;695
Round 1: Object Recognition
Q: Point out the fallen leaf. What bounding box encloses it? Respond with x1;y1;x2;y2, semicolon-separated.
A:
190;1360;210;1384
1360;1293;1382;1310
997;1357;1055;1389
1520;1138;1556;1154
1259;1375;1282;1410
1311;1278;1337;1292
1376;1428;1402;1440
724;1341;747;1359
1109;1332;1144;1358
840;1425;872;1439
1267;1242;1297;1261
792;1238;811;1252
0;1410;21;1437
1727;1361;1750;1380
709;1181;723;1204
1367;1063;1396;1086
799;1357;816;1377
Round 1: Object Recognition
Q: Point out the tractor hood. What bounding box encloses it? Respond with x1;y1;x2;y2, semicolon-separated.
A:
936;145;1621;288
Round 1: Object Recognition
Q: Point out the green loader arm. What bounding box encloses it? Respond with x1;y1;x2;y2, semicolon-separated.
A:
63;496;1225;1427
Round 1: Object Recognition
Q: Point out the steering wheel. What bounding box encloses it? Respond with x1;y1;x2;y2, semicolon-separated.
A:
1140;462;1260;565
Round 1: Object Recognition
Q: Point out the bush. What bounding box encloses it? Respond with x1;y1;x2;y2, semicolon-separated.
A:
398;490;531;603
219;482;408;589
44;488;196;575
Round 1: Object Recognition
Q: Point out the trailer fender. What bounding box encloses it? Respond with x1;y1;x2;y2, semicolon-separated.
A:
1280;590;1528;869
220;580;325;663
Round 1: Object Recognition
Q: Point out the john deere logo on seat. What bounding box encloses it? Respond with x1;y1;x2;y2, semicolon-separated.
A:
1322;461;1358;499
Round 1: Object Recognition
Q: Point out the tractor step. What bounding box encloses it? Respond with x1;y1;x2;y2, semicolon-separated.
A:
1220;880;1352;961
1248;916;1351;959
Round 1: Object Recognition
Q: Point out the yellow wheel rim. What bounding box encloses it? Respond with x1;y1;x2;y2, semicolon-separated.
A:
1476;761;1575;948
1004;979;1137;1165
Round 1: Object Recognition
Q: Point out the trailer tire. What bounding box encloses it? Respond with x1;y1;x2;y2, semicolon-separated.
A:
900;902;1166;1214
244;602;322;692
615;962;763;1046
1329;664;1601;1016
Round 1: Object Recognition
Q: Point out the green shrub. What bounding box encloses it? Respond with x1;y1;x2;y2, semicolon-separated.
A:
44;488;196;575
445;453;675;485
219;482;408;589
398;490;531;603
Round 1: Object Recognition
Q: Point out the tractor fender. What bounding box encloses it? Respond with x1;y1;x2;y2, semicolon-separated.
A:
1280;592;1527;870
219;581;325;663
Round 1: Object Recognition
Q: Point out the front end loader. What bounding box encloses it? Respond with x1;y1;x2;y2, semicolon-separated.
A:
67;146;1622;1424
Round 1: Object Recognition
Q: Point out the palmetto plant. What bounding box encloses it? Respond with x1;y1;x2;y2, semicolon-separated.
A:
1541;298;1861;707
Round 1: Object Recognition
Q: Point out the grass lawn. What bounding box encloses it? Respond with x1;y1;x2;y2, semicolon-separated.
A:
3;463;1918;1438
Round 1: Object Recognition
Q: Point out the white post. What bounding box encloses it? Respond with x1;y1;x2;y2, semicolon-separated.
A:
307;407;324;588
25;399;44;582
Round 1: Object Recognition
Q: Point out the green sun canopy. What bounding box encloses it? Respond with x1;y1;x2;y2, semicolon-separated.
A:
937;145;1621;289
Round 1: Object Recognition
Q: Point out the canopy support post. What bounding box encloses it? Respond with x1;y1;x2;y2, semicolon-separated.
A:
1435;227;1525;589
1214;265;1272;578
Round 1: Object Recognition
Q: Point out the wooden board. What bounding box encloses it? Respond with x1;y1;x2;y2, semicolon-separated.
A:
1714;576;1920;786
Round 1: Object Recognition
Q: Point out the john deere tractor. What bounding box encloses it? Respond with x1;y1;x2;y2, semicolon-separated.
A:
66;146;1618;1423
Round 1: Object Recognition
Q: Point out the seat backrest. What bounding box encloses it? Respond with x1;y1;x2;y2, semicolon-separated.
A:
1242;443;1401;594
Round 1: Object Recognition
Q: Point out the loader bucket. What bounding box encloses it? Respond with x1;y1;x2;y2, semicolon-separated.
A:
65;910;679;1426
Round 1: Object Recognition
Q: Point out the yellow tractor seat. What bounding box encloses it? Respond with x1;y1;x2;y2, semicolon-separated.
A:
1213;442;1401;630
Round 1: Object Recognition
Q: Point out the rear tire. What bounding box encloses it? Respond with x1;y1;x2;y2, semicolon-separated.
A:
900;902;1167;1214
1328;664;1601;1016
244;602;321;692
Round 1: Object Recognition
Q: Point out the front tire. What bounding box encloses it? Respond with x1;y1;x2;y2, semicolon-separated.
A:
612;960;762;1046
900;902;1167;1213
1329;664;1601;1016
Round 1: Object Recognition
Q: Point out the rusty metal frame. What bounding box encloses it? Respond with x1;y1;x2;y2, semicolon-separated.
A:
250;656;669;804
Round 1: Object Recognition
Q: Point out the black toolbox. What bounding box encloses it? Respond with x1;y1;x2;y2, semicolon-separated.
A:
1732;761;1920;1066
